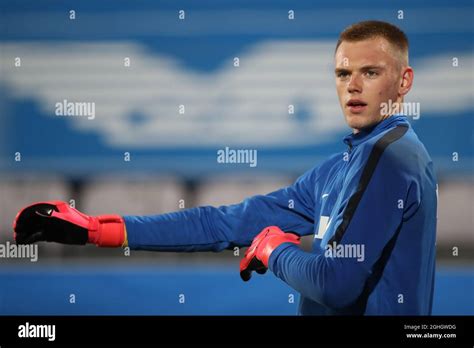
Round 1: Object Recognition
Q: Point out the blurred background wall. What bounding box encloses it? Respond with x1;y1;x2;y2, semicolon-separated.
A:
0;0;472;315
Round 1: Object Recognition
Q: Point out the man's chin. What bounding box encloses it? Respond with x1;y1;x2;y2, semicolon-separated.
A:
345;114;378;133
345;114;367;127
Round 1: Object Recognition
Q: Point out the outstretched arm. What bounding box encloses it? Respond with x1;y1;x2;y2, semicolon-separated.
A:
125;167;319;252
13;165;320;252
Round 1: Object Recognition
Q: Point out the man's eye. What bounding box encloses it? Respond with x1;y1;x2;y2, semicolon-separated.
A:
365;70;378;77
337;72;349;78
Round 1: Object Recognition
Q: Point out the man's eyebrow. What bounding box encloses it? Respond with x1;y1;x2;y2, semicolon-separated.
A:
334;67;350;74
360;65;385;71
334;65;385;74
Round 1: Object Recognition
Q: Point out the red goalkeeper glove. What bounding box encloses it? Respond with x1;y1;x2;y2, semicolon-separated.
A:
240;226;300;281
13;201;125;247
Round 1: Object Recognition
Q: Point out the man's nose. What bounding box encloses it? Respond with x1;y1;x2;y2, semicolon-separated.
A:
347;74;362;94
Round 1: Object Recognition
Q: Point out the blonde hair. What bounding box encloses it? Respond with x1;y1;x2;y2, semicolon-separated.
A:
336;20;409;66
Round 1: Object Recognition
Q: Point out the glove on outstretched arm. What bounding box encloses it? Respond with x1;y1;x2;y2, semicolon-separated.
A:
240;225;300;281
13;201;125;247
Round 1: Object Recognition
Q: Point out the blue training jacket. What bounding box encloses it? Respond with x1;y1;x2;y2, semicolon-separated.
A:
124;115;438;315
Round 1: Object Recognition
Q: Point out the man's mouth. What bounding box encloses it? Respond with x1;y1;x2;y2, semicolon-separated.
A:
346;99;368;113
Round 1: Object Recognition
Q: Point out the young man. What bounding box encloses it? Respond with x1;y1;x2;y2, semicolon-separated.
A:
13;20;437;315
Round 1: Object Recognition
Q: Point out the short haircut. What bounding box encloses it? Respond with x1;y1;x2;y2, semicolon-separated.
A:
335;20;409;65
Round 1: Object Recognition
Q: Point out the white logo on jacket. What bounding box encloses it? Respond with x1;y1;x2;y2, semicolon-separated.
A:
314;215;331;239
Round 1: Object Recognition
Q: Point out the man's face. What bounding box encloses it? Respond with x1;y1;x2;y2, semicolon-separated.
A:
335;37;404;133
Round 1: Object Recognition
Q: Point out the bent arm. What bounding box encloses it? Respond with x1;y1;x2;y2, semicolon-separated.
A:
269;151;419;310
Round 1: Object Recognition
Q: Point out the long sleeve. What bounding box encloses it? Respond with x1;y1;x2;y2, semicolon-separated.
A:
268;145;421;311
124;165;320;252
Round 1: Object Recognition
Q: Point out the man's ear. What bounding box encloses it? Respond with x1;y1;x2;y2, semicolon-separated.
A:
399;66;414;97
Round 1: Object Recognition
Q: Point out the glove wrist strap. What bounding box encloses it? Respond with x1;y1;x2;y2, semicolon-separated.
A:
88;215;125;247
